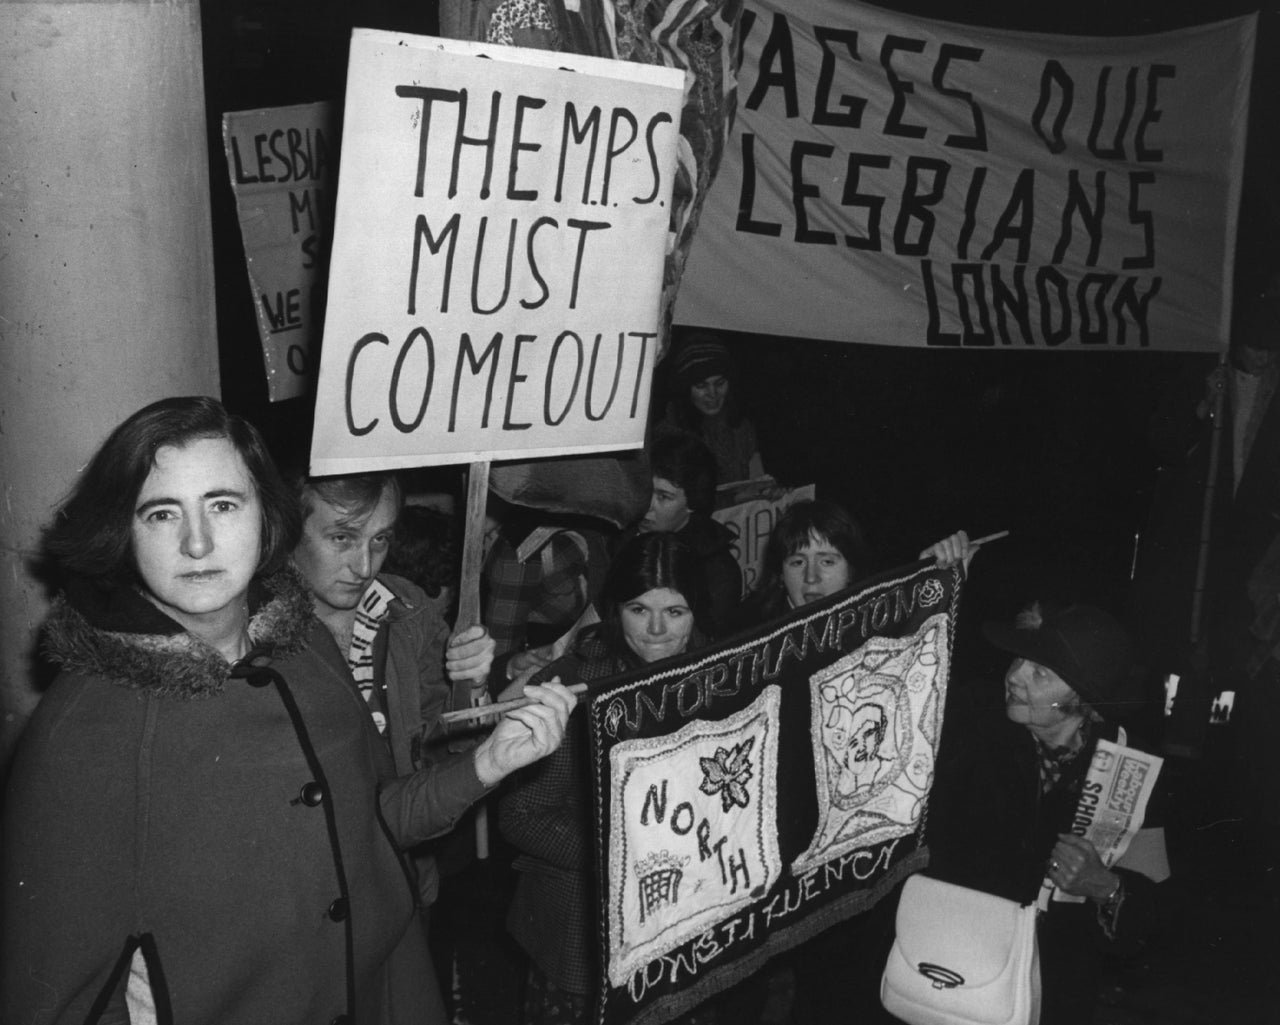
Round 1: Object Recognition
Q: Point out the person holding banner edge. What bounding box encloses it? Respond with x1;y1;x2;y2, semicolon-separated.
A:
924;600;1170;1025
733;498;973;628
0;396;576;1025
727;498;975;1022
500;532;730;1025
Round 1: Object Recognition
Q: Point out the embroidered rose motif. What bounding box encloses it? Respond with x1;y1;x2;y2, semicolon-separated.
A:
699;738;755;813
918;579;945;608
604;699;626;738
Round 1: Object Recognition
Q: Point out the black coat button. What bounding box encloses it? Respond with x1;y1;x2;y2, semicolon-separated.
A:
299;782;325;806
327;897;349;922
330;1017;351;1025
245;669;273;688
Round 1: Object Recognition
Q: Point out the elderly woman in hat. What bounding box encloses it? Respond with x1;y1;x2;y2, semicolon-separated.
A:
661;331;763;484
926;601;1169;1025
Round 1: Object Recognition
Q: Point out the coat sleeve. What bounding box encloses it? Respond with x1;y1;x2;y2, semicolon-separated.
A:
1095;779;1173;950
412;607;474;742
482;536;535;657
498;713;591;871
378;748;492;849
1;684;137;1025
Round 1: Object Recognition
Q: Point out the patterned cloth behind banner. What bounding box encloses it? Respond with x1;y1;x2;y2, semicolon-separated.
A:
491;451;651;530
587;560;962;1025
439;0;743;359
439;0;745;525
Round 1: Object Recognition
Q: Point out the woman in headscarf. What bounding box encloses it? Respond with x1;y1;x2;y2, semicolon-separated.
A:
500;532;716;1024
661;332;764;484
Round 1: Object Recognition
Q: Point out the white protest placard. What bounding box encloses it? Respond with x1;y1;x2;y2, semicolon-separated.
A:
676;3;1255;351
222;102;337;401
310;30;686;474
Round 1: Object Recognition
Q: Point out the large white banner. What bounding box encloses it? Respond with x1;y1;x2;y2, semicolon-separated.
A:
676;3;1255;351
311;31;685;474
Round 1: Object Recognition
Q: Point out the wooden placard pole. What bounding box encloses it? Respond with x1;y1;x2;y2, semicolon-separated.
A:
456;459;491;628
457;459;492;859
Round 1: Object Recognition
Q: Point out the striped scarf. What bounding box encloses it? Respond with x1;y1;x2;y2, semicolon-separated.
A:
346;579;396;734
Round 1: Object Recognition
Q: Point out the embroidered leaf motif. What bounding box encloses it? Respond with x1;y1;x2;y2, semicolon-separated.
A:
699;737;756;813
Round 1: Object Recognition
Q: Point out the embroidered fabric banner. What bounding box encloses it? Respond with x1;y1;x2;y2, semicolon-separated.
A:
675;2;1256;351
588;561;961;1025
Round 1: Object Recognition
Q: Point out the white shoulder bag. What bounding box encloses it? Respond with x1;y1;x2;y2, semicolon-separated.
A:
880;873;1047;1025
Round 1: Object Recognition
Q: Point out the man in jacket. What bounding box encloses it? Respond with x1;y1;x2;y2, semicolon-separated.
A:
292;470;496;907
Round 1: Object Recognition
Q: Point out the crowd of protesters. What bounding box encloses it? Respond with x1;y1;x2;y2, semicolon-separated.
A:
13;312;1280;1025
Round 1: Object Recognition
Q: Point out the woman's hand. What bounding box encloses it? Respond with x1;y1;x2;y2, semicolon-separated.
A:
919;530;974;573
446;624;495;689
473;680;576;786
1048;833;1120;901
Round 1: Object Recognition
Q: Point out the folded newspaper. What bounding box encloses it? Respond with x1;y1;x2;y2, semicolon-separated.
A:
1051;738;1168;903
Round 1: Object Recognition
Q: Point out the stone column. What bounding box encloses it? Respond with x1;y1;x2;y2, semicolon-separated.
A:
0;0;219;768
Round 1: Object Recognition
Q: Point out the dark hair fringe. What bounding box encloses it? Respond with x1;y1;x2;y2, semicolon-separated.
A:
300;472;402;524
596;533;712;646
754;499;871;599
649;429;719;512
45;396;300;588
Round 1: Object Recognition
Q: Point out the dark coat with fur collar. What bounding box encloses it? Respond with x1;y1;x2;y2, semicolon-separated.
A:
1;569;486;1025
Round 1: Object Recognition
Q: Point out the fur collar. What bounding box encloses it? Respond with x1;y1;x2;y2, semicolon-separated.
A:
44;567;315;699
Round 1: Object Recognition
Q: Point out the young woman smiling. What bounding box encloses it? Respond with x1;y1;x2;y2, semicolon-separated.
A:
500;533;713;1025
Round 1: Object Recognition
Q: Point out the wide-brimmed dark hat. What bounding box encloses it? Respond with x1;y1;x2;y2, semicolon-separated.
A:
671;335;734;392
982;604;1140;714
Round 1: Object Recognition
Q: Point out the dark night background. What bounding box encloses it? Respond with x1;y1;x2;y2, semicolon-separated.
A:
200;0;1278;680
194;4;1278;1020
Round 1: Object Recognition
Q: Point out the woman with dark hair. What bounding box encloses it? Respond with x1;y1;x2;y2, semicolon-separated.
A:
733;499;871;625
636;429;742;635
1;396;574;1025
500;533;712;1025
726;499;971;1021
45;393;300;596
661;332;764;483
736;499;970;627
